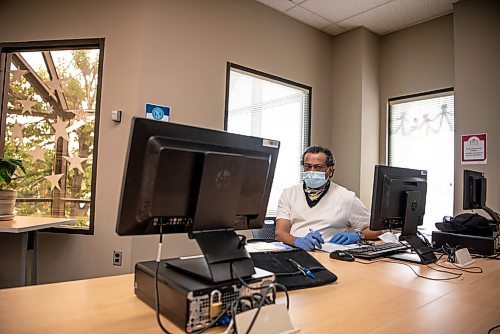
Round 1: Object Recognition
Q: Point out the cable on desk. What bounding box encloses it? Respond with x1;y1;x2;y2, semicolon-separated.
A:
191;254;289;333
191;298;240;334
424;263;463;279
472;253;499;260
439;243;459;263
439;243;499;262
354;256;463;281
229;261;289;334
431;260;483;274
229;261;289;310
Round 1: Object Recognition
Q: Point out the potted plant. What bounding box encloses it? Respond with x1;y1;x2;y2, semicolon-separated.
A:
0;158;26;220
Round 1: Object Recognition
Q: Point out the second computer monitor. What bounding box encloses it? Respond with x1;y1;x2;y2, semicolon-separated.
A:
370;165;427;238
463;169;486;210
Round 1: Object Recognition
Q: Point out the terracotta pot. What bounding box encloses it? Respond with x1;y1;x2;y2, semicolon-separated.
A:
0;189;17;221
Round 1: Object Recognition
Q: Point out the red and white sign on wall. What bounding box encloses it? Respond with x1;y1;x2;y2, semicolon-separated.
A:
461;133;487;164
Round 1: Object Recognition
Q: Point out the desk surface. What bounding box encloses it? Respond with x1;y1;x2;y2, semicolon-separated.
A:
0;252;498;333
0;216;75;233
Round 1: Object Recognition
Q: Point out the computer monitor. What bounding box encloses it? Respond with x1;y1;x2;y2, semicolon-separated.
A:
116;118;280;282
370;165;436;264
463;170;499;222
463;170;486;210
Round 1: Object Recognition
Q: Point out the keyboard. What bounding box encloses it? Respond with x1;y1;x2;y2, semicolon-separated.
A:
346;242;410;260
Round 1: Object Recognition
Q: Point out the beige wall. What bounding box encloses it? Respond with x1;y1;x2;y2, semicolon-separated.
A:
379;0;499;218
0;0;145;281
0;0;335;282
359;29;380;206
379;14;455;163
1;0;498;284
453;0;500;215
330;28;379;205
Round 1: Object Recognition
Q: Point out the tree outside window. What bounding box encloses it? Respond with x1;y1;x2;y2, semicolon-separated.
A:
0;40;103;233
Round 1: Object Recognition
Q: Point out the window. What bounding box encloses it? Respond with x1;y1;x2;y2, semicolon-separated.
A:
0;39;104;233
225;63;311;216
389;88;454;228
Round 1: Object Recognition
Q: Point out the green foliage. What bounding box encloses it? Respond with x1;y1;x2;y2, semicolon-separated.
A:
0;158;26;189
4;49;100;228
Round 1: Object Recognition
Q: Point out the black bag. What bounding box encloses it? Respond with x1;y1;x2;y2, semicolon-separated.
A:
435;213;492;237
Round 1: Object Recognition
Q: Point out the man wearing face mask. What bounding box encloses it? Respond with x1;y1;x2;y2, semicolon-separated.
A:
275;146;380;251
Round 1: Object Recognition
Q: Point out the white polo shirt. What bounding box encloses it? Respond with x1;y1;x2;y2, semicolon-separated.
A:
276;182;370;241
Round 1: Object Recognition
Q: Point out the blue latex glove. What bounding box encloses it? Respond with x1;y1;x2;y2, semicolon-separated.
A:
294;231;324;250
330;231;361;245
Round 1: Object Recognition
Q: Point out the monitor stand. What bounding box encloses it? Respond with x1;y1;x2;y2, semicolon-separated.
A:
165;230;256;283
388;235;437;264
391;191;437;265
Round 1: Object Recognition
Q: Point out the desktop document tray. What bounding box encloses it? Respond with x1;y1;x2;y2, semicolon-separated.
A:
250;248;337;290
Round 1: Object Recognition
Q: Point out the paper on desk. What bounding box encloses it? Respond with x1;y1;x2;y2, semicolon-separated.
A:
319;242;361;253
245;241;294;253
379;231;400;243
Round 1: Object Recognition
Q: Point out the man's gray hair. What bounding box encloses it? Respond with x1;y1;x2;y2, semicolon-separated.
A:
301;146;336;168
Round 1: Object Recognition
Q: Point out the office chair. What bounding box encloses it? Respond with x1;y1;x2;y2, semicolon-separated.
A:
251;219;276;241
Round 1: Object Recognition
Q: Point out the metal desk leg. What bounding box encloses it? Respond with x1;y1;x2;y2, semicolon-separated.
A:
0;232;27;288
27;230;39;285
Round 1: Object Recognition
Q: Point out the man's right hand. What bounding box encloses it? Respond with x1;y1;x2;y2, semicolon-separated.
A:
293;231;324;250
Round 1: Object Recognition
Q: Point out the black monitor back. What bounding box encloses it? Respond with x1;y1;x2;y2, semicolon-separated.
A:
463;170;486;210
116;118;279;236
370;165;427;231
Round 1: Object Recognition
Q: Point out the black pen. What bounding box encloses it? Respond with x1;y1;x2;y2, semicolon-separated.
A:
288;258;316;279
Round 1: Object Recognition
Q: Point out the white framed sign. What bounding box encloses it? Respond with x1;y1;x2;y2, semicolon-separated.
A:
461;133;487;164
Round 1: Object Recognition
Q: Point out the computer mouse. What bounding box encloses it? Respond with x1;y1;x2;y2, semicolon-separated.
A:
329;250;355;262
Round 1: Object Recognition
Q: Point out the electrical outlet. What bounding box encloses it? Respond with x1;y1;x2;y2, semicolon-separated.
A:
113;250;122;266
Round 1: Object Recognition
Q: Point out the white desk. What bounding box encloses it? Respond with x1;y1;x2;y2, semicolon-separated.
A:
0;216;75;288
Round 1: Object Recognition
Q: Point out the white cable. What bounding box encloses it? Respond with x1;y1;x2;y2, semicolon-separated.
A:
156;242;163;262
222;318;234;334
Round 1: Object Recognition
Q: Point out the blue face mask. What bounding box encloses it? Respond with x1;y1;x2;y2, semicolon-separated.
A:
303;171;328;188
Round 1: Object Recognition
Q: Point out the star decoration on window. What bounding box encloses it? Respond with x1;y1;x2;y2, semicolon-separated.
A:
28;145;48;163
45;79;62;93
71;107;88;121
12;122;23;140
18;99;36;114
51;116;70;142
63;155;88;174
45;172;65;191
10;69;27;82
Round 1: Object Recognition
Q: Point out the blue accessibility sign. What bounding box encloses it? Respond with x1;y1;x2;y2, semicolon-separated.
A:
145;103;170;122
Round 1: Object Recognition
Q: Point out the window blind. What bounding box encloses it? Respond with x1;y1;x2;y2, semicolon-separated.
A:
226;65;311;216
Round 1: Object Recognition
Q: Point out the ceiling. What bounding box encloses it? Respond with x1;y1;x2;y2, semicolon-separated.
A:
256;0;458;36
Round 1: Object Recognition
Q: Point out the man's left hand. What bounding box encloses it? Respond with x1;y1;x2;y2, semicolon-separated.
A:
329;231;360;245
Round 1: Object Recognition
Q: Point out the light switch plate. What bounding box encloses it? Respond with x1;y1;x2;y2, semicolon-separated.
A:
111;110;122;122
